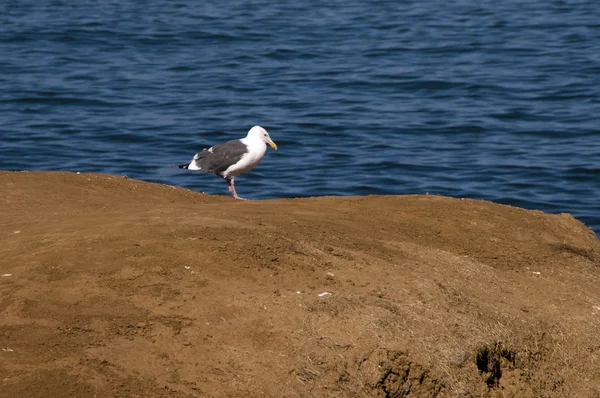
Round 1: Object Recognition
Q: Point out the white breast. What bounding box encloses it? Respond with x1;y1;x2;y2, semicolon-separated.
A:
224;139;267;177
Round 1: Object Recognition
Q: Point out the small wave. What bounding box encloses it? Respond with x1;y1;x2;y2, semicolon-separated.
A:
0;96;117;107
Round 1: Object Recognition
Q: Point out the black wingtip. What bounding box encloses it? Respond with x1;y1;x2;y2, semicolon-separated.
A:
178;164;189;169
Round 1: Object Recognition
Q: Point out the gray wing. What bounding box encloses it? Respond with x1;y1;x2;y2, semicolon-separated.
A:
192;139;248;176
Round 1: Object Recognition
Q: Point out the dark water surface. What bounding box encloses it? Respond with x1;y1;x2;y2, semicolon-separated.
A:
1;1;599;234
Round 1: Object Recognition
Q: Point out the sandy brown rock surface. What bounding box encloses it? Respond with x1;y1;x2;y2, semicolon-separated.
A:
1;171;599;397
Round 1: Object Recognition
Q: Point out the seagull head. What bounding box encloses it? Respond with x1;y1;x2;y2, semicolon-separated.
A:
248;125;277;150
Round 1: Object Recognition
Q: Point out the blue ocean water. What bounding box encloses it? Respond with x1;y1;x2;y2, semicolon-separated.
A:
1;0;599;234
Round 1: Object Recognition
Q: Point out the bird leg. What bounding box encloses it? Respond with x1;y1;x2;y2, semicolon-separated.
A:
226;177;246;200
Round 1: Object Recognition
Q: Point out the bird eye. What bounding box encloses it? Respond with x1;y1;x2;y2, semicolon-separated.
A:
264;133;267;136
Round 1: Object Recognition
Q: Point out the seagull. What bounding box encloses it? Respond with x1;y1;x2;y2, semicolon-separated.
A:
179;125;277;200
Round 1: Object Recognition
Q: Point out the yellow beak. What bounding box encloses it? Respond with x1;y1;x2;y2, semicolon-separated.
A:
268;139;277;150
